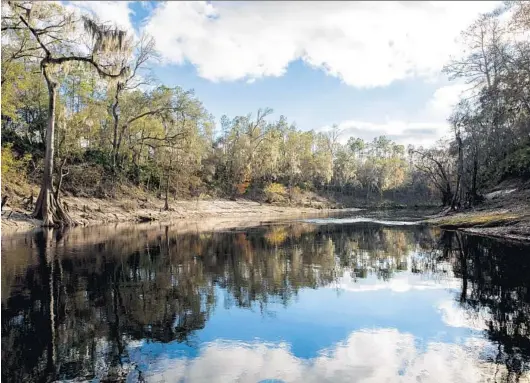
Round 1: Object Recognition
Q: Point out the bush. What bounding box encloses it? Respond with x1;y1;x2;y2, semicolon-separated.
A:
64;164;106;194
1;143;31;186
497;145;530;180
264;182;287;203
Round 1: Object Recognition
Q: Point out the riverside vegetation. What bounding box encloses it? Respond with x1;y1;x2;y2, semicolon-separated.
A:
1;1;530;236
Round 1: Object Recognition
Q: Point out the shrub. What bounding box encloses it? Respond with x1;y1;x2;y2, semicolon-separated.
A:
1;143;31;186
64;164;106;195
264;182;287;203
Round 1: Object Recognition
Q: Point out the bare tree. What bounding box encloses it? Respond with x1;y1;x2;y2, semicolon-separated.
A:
413;144;455;207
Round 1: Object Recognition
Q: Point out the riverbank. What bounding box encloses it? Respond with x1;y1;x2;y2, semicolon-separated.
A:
425;208;530;242
0;196;346;234
2;183;529;241
424;182;530;241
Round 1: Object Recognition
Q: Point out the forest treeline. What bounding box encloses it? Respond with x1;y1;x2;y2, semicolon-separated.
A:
1;1;530;225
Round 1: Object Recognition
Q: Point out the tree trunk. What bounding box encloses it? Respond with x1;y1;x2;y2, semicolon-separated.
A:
164;156;174;211
111;84;121;172
164;171;170;211
470;152;478;206
32;70;75;227
451;132;464;210
442;186;453;207
54;158;67;203
455;232;468;303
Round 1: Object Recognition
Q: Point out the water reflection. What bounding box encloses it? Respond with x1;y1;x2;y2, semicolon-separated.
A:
143;331;498;383
1;220;529;382
443;231;530;382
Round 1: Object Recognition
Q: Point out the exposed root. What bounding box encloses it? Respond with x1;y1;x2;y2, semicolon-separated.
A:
32;184;77;227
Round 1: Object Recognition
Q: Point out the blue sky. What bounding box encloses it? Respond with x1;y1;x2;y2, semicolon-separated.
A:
69;1;501;147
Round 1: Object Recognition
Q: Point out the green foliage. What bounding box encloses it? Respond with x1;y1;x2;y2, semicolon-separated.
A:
497;145;530;180
264;183;287;203
1;144;32;186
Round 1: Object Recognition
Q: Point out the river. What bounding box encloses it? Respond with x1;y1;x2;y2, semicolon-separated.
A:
2;213;529;382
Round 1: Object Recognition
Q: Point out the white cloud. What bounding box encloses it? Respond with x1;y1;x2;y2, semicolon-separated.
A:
437;299;488;331
140;329;506;383
424;83;470;121
144;1;500;88
321;119;450;147
318;82;471;147
61;1;497;148
328;268;460;294
67;1;136;37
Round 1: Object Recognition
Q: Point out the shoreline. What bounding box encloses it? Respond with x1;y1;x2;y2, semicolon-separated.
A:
424;208;530;242
0;196;352;235
2;196;529;242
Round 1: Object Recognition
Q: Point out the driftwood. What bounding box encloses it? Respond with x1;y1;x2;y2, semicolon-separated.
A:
137;215;155;223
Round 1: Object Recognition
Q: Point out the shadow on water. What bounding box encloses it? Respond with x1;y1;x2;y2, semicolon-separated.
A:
1;220;529;382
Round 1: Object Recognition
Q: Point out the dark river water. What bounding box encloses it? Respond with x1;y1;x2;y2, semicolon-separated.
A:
2;214;530;383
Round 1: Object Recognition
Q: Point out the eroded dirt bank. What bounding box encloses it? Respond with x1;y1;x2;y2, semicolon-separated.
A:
2;182;529;242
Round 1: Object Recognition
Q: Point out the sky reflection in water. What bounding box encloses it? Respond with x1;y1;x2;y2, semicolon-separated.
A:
1;219;529;382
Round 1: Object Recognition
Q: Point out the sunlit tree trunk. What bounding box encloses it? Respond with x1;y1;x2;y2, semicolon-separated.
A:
33;67;74;226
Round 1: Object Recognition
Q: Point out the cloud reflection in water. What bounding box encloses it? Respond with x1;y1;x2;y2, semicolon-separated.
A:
141;328;500;383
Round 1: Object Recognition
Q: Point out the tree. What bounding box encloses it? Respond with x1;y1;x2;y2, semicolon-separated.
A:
109;34;157;172
4;1;131;225
413;143;455;206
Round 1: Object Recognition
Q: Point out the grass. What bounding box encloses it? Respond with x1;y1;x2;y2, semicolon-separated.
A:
430;212;524;228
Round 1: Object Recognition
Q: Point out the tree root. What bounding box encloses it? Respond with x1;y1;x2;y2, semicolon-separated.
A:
32;184;77;227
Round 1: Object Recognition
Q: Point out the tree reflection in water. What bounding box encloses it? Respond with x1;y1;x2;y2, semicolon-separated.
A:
1;222;529;382
443;231;530;382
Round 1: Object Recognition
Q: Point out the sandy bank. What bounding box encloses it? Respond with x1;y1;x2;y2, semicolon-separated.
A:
1;196;347;235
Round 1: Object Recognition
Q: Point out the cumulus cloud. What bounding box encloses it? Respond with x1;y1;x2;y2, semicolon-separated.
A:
328;268;460;294
318;82;470;147
144;1;500;87
62;1;493;148
321;119;449;147
424;83;470;121
140;329;501;383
